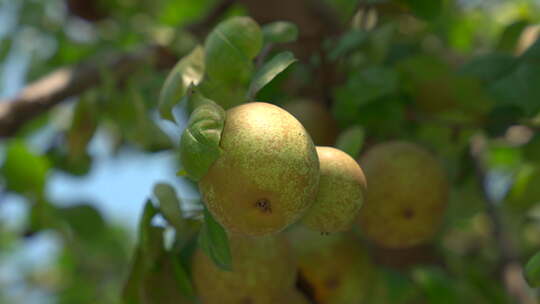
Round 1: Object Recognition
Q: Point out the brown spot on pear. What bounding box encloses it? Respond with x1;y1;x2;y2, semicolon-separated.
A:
199;102;320;236
192;233;297;304
302;146;366;233
358;141;449;249
283;100;339;146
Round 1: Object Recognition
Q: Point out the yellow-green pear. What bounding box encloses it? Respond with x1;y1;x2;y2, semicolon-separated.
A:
358;141;449;249
199;102;320;236
302;146;366;233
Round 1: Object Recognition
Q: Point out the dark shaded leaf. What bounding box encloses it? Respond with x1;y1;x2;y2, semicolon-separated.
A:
198;208;232;271
329;30;369;61
490;64;540;115
334;66;398;110
497;20;530;52
458;53;516;84
248;51;297;99
397;0;442;21
525;251;540;287
159;46;205;121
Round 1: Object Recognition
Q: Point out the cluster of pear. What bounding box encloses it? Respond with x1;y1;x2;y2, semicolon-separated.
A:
191;100;449;303
192;101;365;303
198;102;366;236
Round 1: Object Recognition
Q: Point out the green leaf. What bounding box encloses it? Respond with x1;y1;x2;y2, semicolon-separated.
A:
525;251;540;287
334;66;398;108
2;140;50;198
159;46;205;121
198;208;232;271
367;24;395;63
57;204;106;242
132;89;173;152
247;51;297;99
262;21;299;44
329;30;369;61
123;248;195;304
335;126;365;159
397;0;442;21
67;93;98;157
122;247;145;304
153;183;184;229
205;16;262;84
489;63;540;115
170;252;195;297
179;93;226;181
198;78;246;109
413;267;460;304
458;53;516;84
497;20;530;52
380;269;419;303
507;164;540;210
141;252;195;303
138;200;164;271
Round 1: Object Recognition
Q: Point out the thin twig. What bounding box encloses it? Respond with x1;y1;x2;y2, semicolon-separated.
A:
0;0;235;138
470;134;537;304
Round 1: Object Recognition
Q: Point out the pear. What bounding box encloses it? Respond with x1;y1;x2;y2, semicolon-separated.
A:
289;228;375;304
192;233;296;304
199;102;320;236
283;100;339;146
358;141;449;249
302;146;366;233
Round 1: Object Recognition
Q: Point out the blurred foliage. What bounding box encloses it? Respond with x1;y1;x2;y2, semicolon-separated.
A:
1;0;540;303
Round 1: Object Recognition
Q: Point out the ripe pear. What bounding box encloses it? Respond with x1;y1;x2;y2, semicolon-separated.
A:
289;228;375;304
358;141;449;249
302;146;367;233
199;102;320;236
283;100;339;146
192;233;296;304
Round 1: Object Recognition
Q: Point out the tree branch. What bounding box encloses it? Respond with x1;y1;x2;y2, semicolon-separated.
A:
469;134;537;304
0;0;235;138
0;45;165;137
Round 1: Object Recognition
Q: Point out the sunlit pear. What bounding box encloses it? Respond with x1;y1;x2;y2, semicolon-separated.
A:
199;102;320;236
302;146;366;233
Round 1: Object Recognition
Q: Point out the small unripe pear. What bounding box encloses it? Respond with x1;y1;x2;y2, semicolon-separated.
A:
199;102;320;236
302;146;366;233
358;141;449;249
